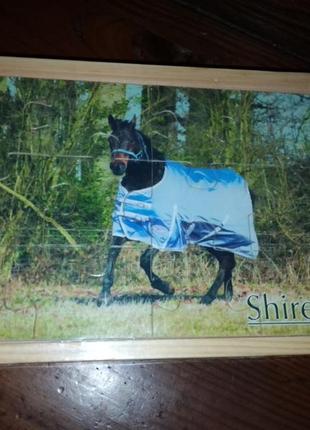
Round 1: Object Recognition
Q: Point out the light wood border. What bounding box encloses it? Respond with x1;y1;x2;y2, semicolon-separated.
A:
0;57;309;362
0;337;310;364
0;56;309;93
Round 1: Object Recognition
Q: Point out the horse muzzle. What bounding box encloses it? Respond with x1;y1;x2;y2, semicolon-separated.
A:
110;160;127;176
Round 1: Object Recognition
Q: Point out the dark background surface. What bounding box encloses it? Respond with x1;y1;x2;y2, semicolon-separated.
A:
0;1;309;429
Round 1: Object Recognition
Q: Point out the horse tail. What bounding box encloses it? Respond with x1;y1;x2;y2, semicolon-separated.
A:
249;189;256;208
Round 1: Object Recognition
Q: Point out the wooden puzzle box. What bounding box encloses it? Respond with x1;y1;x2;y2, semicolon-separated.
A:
0;57;309;363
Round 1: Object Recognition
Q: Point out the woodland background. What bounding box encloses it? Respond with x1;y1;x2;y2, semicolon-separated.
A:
0;77;309;291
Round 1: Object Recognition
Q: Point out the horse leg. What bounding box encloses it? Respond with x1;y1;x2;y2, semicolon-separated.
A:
201;250;235;305
97;236;126;305
223;265;234;302
140;247;175;295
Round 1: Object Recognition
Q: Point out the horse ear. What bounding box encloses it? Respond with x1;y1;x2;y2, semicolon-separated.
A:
108;114;116;130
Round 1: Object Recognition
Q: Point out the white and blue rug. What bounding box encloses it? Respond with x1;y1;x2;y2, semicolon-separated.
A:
112;161;259;259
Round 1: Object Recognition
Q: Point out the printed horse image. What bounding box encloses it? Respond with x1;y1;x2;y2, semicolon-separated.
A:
98;114;259;305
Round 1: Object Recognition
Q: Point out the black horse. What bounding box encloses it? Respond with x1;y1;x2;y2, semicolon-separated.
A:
98;114;243;305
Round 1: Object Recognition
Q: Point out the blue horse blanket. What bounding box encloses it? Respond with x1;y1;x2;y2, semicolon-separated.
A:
112;161;259;259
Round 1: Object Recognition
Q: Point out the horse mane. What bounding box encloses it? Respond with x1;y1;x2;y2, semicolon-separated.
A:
122;127;166;190
137;130;165;162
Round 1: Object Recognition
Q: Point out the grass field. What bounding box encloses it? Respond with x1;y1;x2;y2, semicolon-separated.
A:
1;278;309;341
0;245;309;340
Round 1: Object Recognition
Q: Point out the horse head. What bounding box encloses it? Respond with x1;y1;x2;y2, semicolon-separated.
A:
108;114;148;176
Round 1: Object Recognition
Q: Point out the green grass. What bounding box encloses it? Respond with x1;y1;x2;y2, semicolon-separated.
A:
0;298;153;340
152;299;310;337
0;245;309;340
1;283;310;341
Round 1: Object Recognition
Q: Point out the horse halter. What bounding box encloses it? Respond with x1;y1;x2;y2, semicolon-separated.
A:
111;131;149;161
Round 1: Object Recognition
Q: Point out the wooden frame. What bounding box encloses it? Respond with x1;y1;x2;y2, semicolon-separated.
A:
0;57;309;364
1;56;310;93
0;337;309;364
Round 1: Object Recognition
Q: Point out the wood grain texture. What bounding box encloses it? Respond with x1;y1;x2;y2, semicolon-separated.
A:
1;337;310;365
0;0;310;428
0;357;310;429
1;57;310;93
0;0;309;70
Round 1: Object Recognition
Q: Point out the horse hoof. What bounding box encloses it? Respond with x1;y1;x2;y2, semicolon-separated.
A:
97;291;112;307
152;279;175;295
200;294;216;305
224;283;233;302
225;291;233;302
